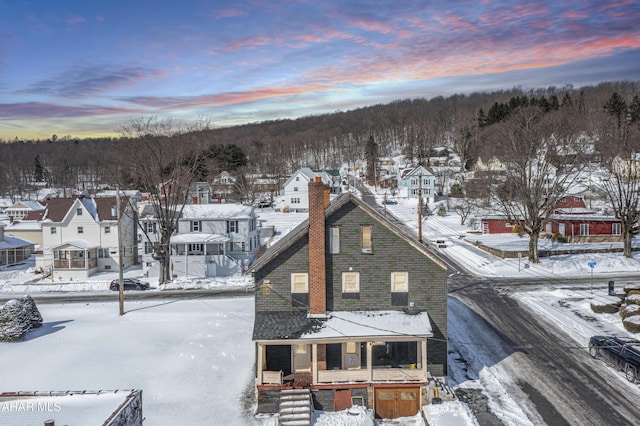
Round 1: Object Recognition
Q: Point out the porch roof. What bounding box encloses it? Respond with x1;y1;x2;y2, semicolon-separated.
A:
0;235;35;250
253;310;432;341
170;233;230;244
51;240;99;250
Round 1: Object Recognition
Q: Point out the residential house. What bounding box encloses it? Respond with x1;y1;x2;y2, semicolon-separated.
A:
187;182;213;205
480;203;623;242
139;203;260;278
545;213;624;243
324;169;342;194
34;197;137;279
283;168;333;212
474;156;508;173
95;190;143;203
0;198;12;215
5;201;45;223
479;215;520;235
4;213;44;246
610;152;640;177
211;171;236;202
397;165;435;202
251;178;448;419
0;224;35;267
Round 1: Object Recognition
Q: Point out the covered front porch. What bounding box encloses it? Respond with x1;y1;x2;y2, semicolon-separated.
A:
254;310;432;388
256;337;428;387
169;233;231;278
50;240;99;279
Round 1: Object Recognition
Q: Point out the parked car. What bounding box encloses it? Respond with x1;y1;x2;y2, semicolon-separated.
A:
382;199;398;205
430;239;448;248
589;335;640;383
109;278;150;291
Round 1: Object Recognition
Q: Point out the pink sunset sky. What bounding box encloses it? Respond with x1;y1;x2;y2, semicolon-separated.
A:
1;0;639;140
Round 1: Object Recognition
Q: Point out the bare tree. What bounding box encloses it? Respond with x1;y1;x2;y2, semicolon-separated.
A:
117;116;210;284
231;167;258;205
598;155;640;257
596;93;640;257
489;105;588;263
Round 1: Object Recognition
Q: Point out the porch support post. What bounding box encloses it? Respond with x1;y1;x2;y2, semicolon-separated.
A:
421;339;427;374
367;341;373;382
312;343;318;385
256;343;264;385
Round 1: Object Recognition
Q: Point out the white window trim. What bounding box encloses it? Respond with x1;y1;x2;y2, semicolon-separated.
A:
361;225;372;253
329;226;340;254
391;272;409;292
612;223;621;235
291;273;309;293
342;272;360;293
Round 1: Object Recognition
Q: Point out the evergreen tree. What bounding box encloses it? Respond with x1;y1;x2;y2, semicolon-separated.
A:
604;92;627;129
365;135;378;186
33;154;45;182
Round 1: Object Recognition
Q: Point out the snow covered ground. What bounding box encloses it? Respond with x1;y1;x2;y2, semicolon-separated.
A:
2;194;640;425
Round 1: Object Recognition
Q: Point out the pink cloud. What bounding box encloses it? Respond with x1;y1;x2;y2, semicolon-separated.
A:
213;8;247;19
0;102;143;120
121;84;332;111
225;35;275;51
348;18;394;35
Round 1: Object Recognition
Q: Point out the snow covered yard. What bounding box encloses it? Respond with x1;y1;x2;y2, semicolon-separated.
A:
2;202;640;425
0;297;257;425
2;284;635;425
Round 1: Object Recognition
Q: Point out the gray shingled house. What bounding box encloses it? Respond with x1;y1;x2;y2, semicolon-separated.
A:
250;177;447;420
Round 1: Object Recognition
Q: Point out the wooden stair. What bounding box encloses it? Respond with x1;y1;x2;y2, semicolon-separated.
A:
278;388;312;426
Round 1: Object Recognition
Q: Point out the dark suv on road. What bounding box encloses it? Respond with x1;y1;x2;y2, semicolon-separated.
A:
109;278;150;291
589;335;640;383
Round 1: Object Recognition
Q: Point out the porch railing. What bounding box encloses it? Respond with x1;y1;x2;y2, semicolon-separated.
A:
53;258;98;270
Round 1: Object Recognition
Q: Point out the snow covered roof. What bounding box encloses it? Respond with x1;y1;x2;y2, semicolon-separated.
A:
0;390;140;426
253;310;431;342
284;167;331;187
170;233;230;244
4;221;42;231
6;200;44;211
548;213;620;222
181;203;254;220
50;240;99;250
301;310;432;339
554;207;596;215
80;198;98;219
0;234;35;250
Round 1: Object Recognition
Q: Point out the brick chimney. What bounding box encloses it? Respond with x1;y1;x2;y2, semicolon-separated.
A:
308;176;327;317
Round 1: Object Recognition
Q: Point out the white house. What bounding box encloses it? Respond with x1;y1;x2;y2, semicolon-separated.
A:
283;168;333;212
0;198;12;215
138;203;260;278
5;200;45;223
34;197;137;280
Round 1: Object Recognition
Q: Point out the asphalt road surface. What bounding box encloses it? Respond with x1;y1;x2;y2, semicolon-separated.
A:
0;288;254;305
449;274;640;426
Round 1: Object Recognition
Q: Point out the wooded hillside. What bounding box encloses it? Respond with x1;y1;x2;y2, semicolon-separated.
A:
1;80;638;199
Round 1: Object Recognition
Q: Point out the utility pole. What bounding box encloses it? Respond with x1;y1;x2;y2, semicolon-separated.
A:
383;192;387;217
418;174;423;243
117;189;125;315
